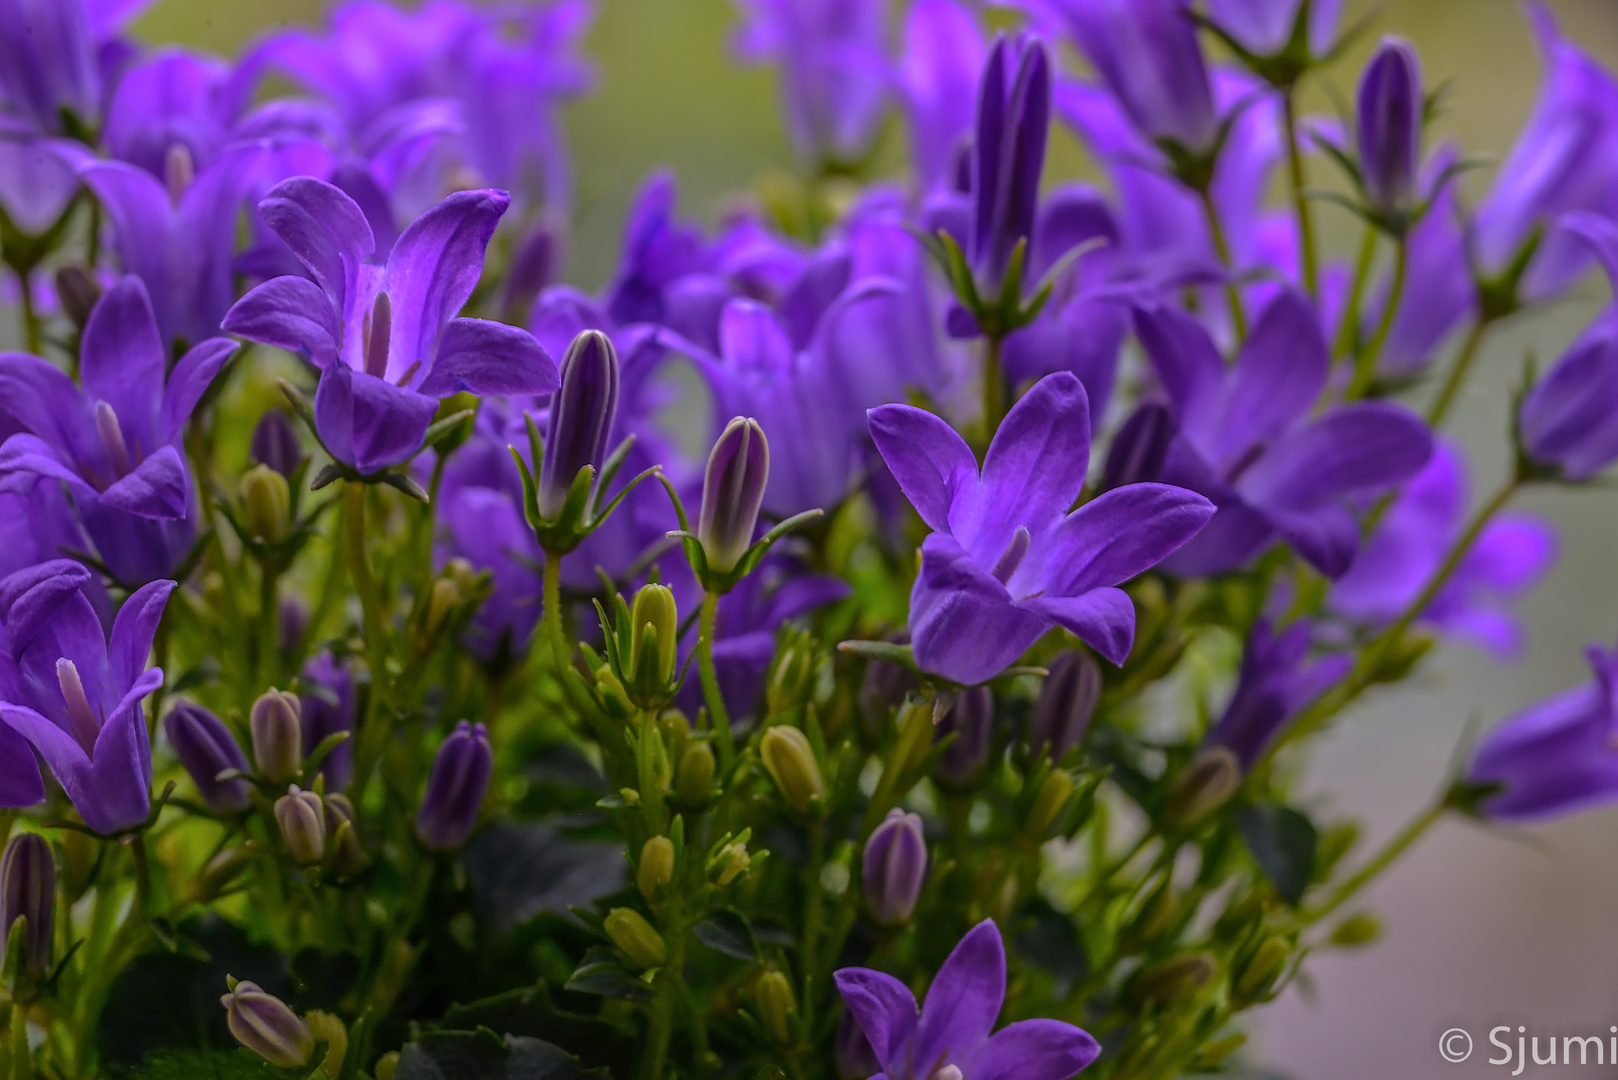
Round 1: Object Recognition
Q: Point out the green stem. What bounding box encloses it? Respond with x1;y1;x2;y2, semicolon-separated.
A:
697;592;733;775
1309;800;1448;923
980;334;1005;442
634;710;668;836
799;823;826;1031
147;614;170;740
258;559;280;690
8;993;31;1080
542;553;568;680
129;833;151;930
1283;89;1319;299
1426;318;1492;426
1346;235;1408;399
644;946;682;1080
1334;226;1377;360
1197;187;1247;342
346;484;389;788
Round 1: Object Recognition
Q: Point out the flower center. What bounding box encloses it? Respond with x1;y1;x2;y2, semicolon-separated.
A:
990;526;1031;585
95;401;134;481
165;143;195;204
57;658;101;756
363;291;392;379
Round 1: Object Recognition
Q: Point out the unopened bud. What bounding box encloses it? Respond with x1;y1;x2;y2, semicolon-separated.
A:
193;847;252;902
1164;747;1241;830
241;465;292;544
1131;952;1217;1007
1329;913;1382;948
222;978;313;1068
250;689;303;783
1028;651;1101;762
1;834;55;982
165;702;251;814
1234;936;1291;1002
713;842;750;887
627;585;679;704
251;409;303;477
324;794;366;877
1194;1033;1247;1070
1102;402;1173;490
760;726;824;818
1024;769;1076;838
753;969;796;1045
675;742;716;806
424;577;461;638
275;786;326;865
1122;879;1179;954
540;329;620;520
862;809;926;927
933;688;994;791
374;1052;400;1080
416;721;493;852
638;837;675;900
604;907;667;970
698;416;769;575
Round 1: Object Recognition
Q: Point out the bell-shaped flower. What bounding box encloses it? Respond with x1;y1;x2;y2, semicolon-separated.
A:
0;560;174;835
222;177;557;475
0;0;147;134
1206;620;1350;771
870;372;1214;685
966;33;1051;295
1356;38;1424;224
1133;289;1433;579
835;919;1101;1080
900;0;985;191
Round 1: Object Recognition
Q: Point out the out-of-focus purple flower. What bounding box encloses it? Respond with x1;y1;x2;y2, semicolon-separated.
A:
1133;289;1432;579
966;34;1051;292
870;372;1213;685
1103;402;1175;493
1206;0;1341;60
1206;620;1349;771
539;330;619;520
1331;441;1555;658
416;719;493;852
164;702;252;815
0;560;173;835
1472;3;1618;303
0;0;151;133
835;920;1101;1080
1029;650;1102;761
863;808;926;926
0;119;80;235
732;0;891;166
900;0;984;191
298;652;355;794
1357;38;1422;222
102;50;253;178
250;409;304;478
1467;639;1618;822
223;177;556;474
933;685;994;789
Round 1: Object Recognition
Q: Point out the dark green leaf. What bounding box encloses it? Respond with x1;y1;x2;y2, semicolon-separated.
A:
463;823;627;936
693;908;760;961
1235;804;1318;906
563;957;652;1001
396;1030;603;1080
1015;899;1089;984
433;984;631;1075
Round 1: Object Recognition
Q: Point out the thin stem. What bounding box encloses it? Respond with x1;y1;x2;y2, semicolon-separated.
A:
1426;318;1492;426
8;992;30;1080
980;334;1005;441
346;484;389;788
697;592;733;775
128;833;151;928
1334;226;1377;360
799;823;826;1031
1197;187;1248;342
147;613;170;740
1346;235;1408;399
257;558;280;690
644;941;683;1080
1309;800;1448;922
17;272;40;356
542;553;568;680
1283;89;1319;299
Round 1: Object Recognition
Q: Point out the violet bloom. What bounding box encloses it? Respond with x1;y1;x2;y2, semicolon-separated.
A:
870;372;1214;685
164;702;252;815
1133;289;1432;579
0;560;173;835
836;919;1100;1080
416;720;493;852
1205;0;1341;59
965;34;1051;295
298;653;355;794
900;0;985;191
223;177;556;475
0;0;149;133
1206;621;1349;771
732;0;891;166
1357;39;1422;223
863;808;926;926
1467;640;1618;822
933;686;993;789
1331;441;1555;659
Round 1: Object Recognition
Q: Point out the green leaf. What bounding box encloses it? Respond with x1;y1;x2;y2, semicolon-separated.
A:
1235;804;1319;906
563;952;652;1001
462;824;626;936
693;907;761;961
835;639;918;673
431;984;632;1076
115;1050;275;1080
422;408;476;450
396;1030;604;1080
1014;898;1089;984
378;470;431;502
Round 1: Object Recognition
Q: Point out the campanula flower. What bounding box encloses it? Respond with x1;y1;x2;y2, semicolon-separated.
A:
0;0;149;134
1133;289;1433;579
900;0;984;191
0;832;54;982
165;702;253;815
0;560;173;835
966;33;1051;294
1467;639;1618;822
1205;0;1341;60
863;808;926;926
870;372;1214;685
1206;621;1350;771
416;720;492;851
1028;650;1102;762
933;686;994;789
835;919;1101;1080
223;177;557;474
539;329;619;520
1357;39;1423;223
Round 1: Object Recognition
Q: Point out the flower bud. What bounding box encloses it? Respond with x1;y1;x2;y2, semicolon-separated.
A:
760;726;824;817
1234;936;1291;1002
540;329;620;520
1103;401;1174;491
240;464;292;543
1121;879;1179;955
423;577;461;639
300;655;355;793
857;646;915;742
713;842;751;887
1164;747;1241;830
222;978;313;1068
374;1052;400;1080
250;689;303;784
1028;651;1101;762
862;809;927;926
698;417;769;575
501;219;560;323
192;847;252;903
1329;913;1382;948
324;794;366;877
753;970;797;1045
1023;768;1076;837
54;266;101;331
835;1008;880;1080
275;786;326;865
627;584;679;702
638;836;675;900
1;834;55;982
164;702;252;814
933;688;994;791
251;408;304;478
415;721;493;852
1131;952;1217;1007
604;907;667;969
674;741;715;806
1356;38;1423;220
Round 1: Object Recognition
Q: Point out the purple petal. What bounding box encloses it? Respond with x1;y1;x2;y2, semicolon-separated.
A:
1020;588;1136;665
977;372;1091;543
901;0;985;189
109;578;174;692
1130;303;1225;446
75;161;176;322
313;363;438;475
416;318;557;398
0;559;93;662
1266;504;1361;579
914;919;1006;1069
1041;483;1216;596
384;189;510;377
1239;403;1433;510
832;968;919;1067
911;534;1044;685
79;277;165;452
99;444;190;520
222;277;341;368
162;338;238;442
0;352;100;468
258;175;375;316
0;724;44;808
1216;289;1328;462
1207;0;1305;56
0;434;95;496
868;404;978;535
967;1018;1102;1080
1161;498;1277;578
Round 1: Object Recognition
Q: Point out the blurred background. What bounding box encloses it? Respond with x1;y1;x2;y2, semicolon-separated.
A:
55;0;1618;1073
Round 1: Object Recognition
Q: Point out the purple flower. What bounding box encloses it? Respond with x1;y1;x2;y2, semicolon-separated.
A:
863;808;926;926
1133;289;1432;579
102;49;252;179
1467;640;1618;822
835;919;1101;1080
164;702;252;815
540;330;620;520
1357;38;1422;222
0;0;149;133
1206;620;1349;771
416;719;493;852
870;372;1214;685
966;34;1051;292
899;0;985;191
223;177;557;474
1206;0;1341;59
732;0;892;165
298;653;355;794
1331;441;1555;658
0;560;173;834
933;686;993;789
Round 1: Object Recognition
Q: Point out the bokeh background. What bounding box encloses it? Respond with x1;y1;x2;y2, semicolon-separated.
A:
28;0;1618;1074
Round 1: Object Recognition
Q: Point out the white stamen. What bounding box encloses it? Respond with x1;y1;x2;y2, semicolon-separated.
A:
932;1066;964;1080
164;143;195;203
57;658;100;755
364;291;392;379
990;526;1031;585
95;401;133;480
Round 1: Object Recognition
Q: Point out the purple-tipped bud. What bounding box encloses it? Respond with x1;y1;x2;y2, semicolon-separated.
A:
698;417;769;575
165;703;252;814
835;1008;881;1080
1518;332;1618;481
1029;651;1102;762
539;329;620;520
221;979;313;1068
250;689;302;784
1357;38;1423;219
250;409;304;478
502;219;561;323
862;809;927;926
275;787;326;865
970;34;1051;290
416;721;493;852
324;793;366;877
933;687;995;790
1102;402;1174;491
1;834;55;982
299;655;355;793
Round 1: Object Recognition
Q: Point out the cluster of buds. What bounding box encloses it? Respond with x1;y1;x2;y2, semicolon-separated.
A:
592;584;683;714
